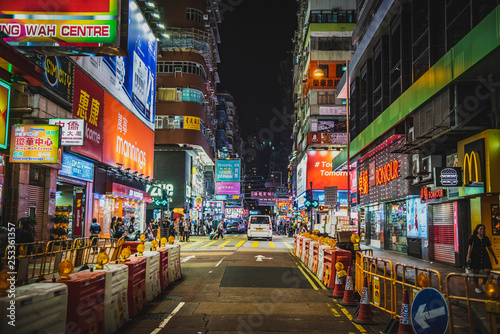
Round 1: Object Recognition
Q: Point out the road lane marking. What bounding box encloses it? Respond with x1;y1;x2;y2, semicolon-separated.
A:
215;257;225;267
181;241;203;248
327;303;341;317
180;255;195;262
284;242;293;250
297;265;318;290
252;241;258;247
218;241;230;248
235;240;245;247
269;241;276;248
150;301;185;333
338;304;366;332
201;241;217;248
297;259;327;290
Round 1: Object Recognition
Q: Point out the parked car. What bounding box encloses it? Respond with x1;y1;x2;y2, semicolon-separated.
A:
226;221;240;234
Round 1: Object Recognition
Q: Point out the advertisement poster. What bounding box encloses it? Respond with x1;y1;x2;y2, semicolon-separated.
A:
492;204;500;235
103;92;154;178
72;67;104;161
59;153;94;182
0;0;119;46
306;150;348;190
296;155;307;195
41;56;73;103
10;125;59;163
216;160;241;182
0;81;10;149
73;0;157;130
407;197;428;238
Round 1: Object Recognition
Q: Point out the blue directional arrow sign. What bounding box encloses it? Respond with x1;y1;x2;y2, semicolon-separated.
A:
411;288;449;334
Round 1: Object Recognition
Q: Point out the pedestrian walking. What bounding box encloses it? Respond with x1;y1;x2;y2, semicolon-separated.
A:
467;224;498;293
90;218;101;253
216;220;224;240
178;218;185;242
110;216;117;238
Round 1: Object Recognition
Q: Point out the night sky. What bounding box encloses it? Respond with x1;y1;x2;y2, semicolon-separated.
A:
217;0;298;141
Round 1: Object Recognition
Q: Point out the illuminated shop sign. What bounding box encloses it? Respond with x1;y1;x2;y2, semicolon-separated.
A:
49;119;85;146
434;167;462;187
216;159;241;182
0;0;119;46
463;151;482;186
145;183;174;199
41;57;73;103
359;170;369;195
10;125;59;163
184;116;201;131
214;195;227;200
375;160;400;185
420;187;446;202
59;153;93;182
0;81;10;150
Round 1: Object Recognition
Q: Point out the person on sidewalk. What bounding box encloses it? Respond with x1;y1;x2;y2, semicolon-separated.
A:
90;218;101;253
467;224;498;293
216;220;225;240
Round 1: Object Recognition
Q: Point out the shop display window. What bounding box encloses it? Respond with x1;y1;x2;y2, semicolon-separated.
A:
386;201;407;253
367;204;384;247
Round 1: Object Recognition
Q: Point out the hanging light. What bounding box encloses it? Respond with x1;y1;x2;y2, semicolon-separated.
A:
313;67;324;77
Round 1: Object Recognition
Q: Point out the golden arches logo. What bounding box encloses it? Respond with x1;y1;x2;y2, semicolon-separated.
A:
464;151;481;185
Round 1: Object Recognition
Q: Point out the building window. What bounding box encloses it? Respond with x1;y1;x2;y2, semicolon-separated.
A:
317;91;336;105
157;61;207;80
186;8;204;23
310;10;357;23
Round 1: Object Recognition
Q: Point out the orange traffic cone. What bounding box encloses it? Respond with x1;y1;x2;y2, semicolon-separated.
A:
340;266;356;306
397;289;412;334
331;270;345;299
353;276;377;325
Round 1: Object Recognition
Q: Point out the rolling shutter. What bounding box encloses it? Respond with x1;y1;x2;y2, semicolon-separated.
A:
27;185;45;239
431;202;455;264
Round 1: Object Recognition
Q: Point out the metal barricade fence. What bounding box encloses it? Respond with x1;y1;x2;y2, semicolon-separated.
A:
2;241;46;283
85;237;119;264
393;263;442;322
71;237;92;267
446;272;500;334
42;239;74;278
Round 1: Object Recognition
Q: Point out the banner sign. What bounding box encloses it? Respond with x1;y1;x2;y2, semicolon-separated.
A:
73;190;84;237
71;68;104;161
73;0;157;130
10;124;59;163
307;150;348;190
216;182;240;195
103;92;154;178
59;153;94;182
216;160;241;182
251;191;275;199
41;56;73;103
49;119;85;146
184;116;201;131
0;0;119;46
182;88;203;104
0;81;10;150
308;132;348;145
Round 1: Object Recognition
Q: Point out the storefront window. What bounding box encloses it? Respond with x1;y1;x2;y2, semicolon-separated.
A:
56;183;86;239
386;201;407;253
366;204;384;248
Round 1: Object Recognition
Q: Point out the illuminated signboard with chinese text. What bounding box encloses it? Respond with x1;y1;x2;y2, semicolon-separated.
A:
59;153;93;182
184;116;200;131
216;160;241;182
420;187;447;202
359;170;369;196
375;160;400;185
216;182;240;195
10;125;59;163
49;119;85;146
0;81;10;150
0;0;119;46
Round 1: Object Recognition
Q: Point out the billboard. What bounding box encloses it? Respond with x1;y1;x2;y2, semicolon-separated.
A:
10;124;59;163
0;81;10;150
73;0;157;130
216;160;241;182
0;0;119;46
59;153;94;182
103;92;154;178
41;56;73;103
216;182;240;195
71;67;104;161
307;150;348;190
407;197;428;238
296;154;307;195
49;119;85;146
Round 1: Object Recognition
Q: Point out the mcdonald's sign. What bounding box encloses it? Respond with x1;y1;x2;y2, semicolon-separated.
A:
463;151;482;186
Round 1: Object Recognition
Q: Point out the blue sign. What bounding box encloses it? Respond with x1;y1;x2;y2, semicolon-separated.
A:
182;88;203;104
214;194;227;201
411;288;449;334
59;153;94;182
297;190;347;210
216;160;241;182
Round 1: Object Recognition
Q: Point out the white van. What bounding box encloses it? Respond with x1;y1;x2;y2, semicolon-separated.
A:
247;215;273;241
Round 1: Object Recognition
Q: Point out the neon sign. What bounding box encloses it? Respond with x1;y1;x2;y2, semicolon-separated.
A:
376;160;400;185
421;187;446;201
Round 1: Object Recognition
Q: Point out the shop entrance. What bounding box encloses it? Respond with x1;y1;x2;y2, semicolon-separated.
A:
55;181;86;239
385;201;407;253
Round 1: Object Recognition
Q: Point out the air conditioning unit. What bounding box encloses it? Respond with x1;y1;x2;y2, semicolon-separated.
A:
411;154;420;185
421;155;442;181
408;127;415;143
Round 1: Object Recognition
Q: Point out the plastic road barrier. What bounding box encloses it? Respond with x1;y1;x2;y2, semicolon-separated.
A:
163;244;182;282
157;247;170;290
110;255;147;317
142;251;161;302
322;248;351;289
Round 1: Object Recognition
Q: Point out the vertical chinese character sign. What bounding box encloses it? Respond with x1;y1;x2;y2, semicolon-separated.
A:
10;125;59;163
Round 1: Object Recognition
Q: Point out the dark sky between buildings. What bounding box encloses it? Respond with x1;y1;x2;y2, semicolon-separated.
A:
218;0;298;141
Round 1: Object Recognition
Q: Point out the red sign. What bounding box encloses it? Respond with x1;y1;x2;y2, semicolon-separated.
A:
420;187;446;201
306;151;348;190
106;183;152;202
0;1;112;13
72;68;104;161
251;191;274;199
103;92;154;178
74;191;83;237
376;160;400;185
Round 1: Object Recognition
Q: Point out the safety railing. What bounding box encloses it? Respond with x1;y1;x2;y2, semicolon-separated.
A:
2;241;46;283
446;273;500;334
367;256;395;317
41;239;75;278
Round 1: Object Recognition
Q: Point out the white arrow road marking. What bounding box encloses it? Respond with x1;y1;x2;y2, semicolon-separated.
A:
181;255;195;263
255;255;273;262
215;257;225;267
414;304;446;329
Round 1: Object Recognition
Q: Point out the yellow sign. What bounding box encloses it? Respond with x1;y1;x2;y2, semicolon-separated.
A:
463;151;481;185
184;116;200;131
10;125;60;163
373;276;380;306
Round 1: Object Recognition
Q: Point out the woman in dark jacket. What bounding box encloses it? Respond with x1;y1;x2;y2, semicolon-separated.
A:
467;224;498;293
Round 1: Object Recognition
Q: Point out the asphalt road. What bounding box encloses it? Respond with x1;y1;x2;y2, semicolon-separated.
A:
118;234;394;333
